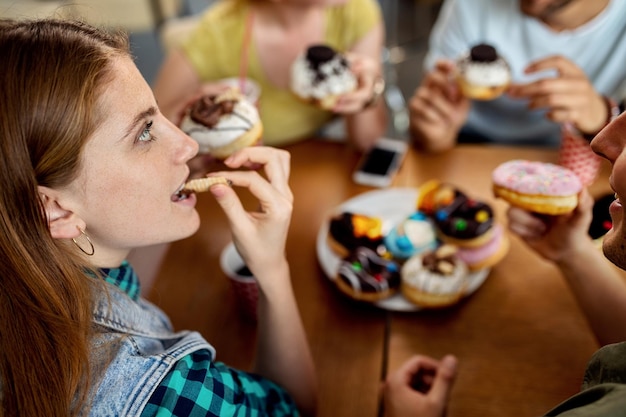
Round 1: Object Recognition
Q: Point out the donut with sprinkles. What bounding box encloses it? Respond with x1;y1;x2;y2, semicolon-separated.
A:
492;160;582;215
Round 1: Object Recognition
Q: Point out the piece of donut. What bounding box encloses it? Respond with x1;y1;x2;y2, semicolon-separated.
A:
456;43;511;101
183;177;231;193
290;44;357;110
335;246;400;302
180;89;263;159
327;212;386;258
401;244;469;308
492;160;582;215
384;211;438;260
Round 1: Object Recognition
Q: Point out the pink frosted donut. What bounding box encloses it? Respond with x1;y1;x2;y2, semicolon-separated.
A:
457;224;509;271
492;160;582;215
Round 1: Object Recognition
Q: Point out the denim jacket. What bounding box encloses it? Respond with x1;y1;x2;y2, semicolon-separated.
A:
88;283;215;416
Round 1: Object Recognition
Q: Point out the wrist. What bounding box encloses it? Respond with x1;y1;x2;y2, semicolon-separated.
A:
363;76;385;109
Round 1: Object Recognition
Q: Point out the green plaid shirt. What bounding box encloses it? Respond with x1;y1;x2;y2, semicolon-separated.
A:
101;262;299;416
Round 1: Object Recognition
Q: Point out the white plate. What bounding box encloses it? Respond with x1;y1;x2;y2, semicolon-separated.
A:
316;188;490;312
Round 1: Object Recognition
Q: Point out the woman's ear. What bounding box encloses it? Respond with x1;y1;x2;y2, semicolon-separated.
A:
37;186;84;240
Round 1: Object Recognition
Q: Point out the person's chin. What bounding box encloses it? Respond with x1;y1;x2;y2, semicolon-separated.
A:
602;227;626;269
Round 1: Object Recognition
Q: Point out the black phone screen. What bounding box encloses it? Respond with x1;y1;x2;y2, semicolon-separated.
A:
360;148;397;175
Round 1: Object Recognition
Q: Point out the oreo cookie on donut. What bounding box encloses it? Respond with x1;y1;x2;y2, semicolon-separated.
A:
492;160;582;215
290;44;357;110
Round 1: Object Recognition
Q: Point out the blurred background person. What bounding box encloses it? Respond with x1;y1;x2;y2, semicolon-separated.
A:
153;0;388;152
409;0;626;153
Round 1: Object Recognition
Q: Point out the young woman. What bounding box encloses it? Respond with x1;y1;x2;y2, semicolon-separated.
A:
153;0;387;151
0;18;316;416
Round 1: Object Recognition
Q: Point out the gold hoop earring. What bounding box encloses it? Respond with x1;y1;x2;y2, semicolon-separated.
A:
72;227;95;256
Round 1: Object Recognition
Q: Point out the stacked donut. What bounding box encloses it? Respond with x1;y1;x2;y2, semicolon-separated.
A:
325;181;509;308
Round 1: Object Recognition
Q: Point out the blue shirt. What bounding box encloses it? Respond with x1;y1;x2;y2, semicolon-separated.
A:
426;0;626;147
100;262;299;416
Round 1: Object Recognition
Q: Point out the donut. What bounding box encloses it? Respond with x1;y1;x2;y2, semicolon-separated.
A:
290;44;357;110
335;246;400;302
383;211;438;260
456;43;511;101
456;224;509;271
417;181;495;248
327;212;385;258
492;160;582;215
401;244;469;308
180;89;263;159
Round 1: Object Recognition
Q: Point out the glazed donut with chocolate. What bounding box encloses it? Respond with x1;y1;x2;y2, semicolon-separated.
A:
327;212;385;258
401;244;469;308
180;89;263;159
417;181;495;248
290;44;357;110
492;160;582;215
335;246;400;302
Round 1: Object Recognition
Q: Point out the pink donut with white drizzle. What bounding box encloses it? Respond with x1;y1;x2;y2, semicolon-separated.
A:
492;159;582;215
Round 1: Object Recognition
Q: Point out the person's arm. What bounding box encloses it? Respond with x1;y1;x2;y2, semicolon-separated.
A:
507;190;626;346
383;355;457;417
335;21;387;151
409;60;470;153
208;147;317;416
507;56;611;138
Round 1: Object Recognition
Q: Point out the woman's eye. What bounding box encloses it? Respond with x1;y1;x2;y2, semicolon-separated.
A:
138;121;155;143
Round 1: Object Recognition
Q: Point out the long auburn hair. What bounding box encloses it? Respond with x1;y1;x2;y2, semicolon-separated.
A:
0;19;129;416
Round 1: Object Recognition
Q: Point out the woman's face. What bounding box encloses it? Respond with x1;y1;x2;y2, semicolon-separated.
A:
61;57;200;265
591;113;626;270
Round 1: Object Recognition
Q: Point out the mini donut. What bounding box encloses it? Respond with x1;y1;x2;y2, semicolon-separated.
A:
335;246;400;302
290;44;357;110
492;160;582;215
456;224;509;271
180;90;263;159
401;244;469;308
456;43;511;101
327;212;385;258
417;181;495;248
383;211;438;260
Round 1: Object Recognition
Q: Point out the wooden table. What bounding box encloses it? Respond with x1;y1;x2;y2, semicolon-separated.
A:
148;139;615;417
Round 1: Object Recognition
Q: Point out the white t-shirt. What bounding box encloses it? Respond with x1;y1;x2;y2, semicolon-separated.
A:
425;0;626;147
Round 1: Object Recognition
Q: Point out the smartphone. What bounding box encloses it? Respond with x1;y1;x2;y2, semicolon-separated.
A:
353;137;408;188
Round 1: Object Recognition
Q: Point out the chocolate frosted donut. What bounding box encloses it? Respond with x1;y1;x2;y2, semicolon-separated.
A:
433;189;494;243
335;246;400;302
180;89;262;159
327;212;385;258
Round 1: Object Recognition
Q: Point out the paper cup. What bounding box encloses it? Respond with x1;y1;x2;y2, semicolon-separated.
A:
219;242;259;323
219;77;261;105
558;123;602;187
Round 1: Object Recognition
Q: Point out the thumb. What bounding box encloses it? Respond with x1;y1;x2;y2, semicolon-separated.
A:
428;355;458;403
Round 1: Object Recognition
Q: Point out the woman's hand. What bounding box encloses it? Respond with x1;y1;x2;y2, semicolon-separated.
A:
333;52;381;114
207;146;293;281
506;188;594;263
383;355;457;417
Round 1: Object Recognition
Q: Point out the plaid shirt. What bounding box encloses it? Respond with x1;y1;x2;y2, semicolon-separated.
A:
101;263;299;417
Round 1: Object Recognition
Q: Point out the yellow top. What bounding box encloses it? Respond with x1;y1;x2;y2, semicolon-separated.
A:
182;0;381;147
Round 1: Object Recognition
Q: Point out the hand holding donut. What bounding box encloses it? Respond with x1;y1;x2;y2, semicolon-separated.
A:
333;52;381;114
507;189;594;263
409;60;470;153
208;146;293;284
